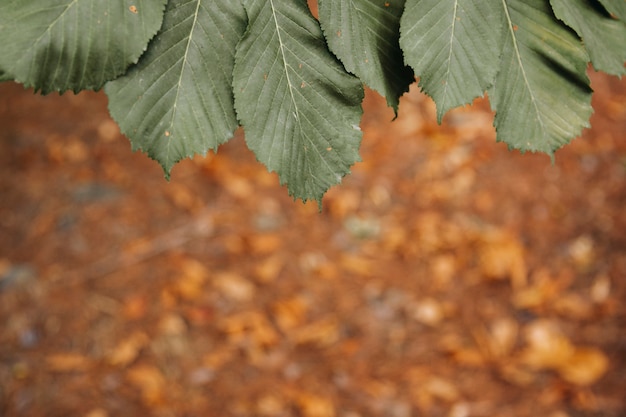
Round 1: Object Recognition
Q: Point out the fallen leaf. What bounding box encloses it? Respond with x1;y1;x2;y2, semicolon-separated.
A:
126;364;166;406
340;254;376;276
430;254;457;289
272;296;309;332
425;377;460;402
254;254;285;283
294;392;336;417
214;271;255;302
557;347;608;386
590;275;611;304
85;408;109;417
158;313;187;336
256;394;287;416
512;269;565;310
221;174;253;199
46;353;92;372
553;292;593;319
122;295;148;320
478;231;527;288
411;298;445;326
519;320;575;370
107;331;149;367
175;258;209;300
220;311;279;348
248;233;283;254
568;235;595;271
487;317;519;359
292;317;340;347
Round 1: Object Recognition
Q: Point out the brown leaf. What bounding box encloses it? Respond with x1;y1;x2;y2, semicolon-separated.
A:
256;394;287;416
553;292;594;319
213;271;255;302
174;258;209;300
340;254;376;276
519;320;575;370
126;364;166;406
478;231;527;288
411;298;445;326
248;233;283;254
272;296;309;332
220;311;279;348
294;392;336;417
254;254;285;283
107;331;149;367
292;318;340;347
122;295;148;320
46;353;92;372
487;317;519;359
425;377;460;402
558;348;608;386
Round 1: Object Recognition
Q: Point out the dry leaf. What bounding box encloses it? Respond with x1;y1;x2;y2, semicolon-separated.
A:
272;296;309;332
254;254;285;283
203;346;235;370
553;293;593;319
292;318;340;347
46;353;92;372
512;269;564;309
425;377;460;402
220;311;279;347
590;275;611;304
557;347;608;386
294;392;336;417
325;188;361;219
84;408;109;417
340;254;376;276
221;174;253;199
411;298;445;326
519;320;575;370
107;331;149;367
158;313;187;336
568;235;595;271
248;233;283;254
122;295;148;320
487;317;519;359
478;231;527;288
126;364;166;406
214;271;255;302
430;254;457;289
175;258;209;300
164;184;200;212
256;394;287;416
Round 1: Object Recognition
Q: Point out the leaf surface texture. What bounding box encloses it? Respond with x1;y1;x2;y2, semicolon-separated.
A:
234;0;364;204
0;0;167;93
318;0;413;111
105;0;247;175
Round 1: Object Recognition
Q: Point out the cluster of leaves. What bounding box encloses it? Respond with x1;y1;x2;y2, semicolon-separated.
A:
1;0;624;204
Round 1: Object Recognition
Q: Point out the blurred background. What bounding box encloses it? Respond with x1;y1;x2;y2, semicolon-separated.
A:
0;72;625;417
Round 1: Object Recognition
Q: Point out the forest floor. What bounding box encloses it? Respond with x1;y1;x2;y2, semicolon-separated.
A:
0;72;625;417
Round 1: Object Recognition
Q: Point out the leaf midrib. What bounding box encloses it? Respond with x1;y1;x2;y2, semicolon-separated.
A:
166;0;203;165
500;0;545;136
269;0;300;124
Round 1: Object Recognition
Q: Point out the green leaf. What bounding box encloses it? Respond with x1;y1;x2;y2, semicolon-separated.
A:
0;0;167;94
105;0;247;176
234;0;364;205
551;0;626;76
597;0;626;20
317;0;413;112
400;0;504;123
489;0;593;155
